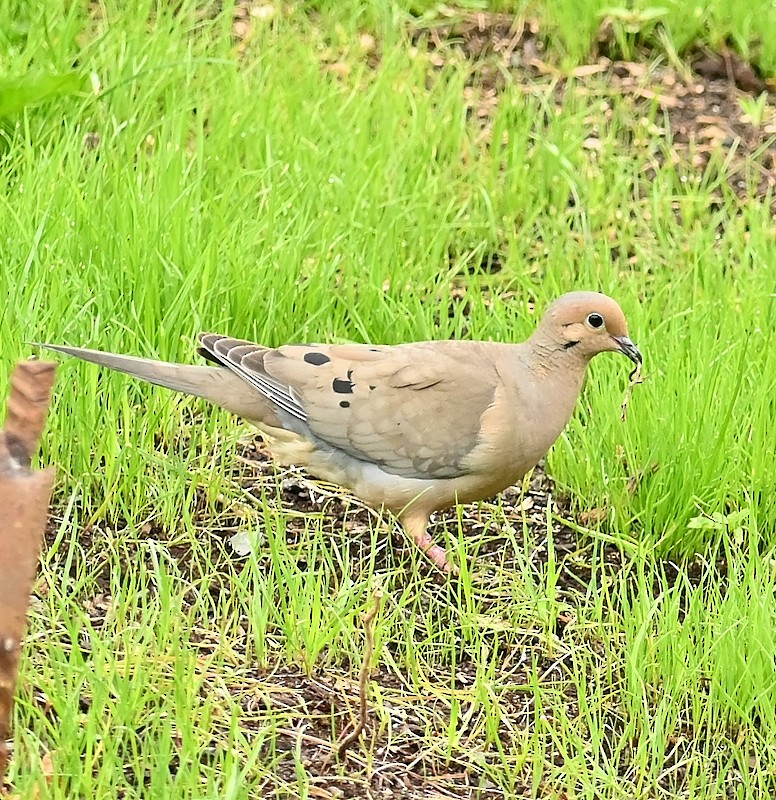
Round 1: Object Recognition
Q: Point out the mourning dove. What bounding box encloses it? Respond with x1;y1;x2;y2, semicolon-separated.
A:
41;291;641;573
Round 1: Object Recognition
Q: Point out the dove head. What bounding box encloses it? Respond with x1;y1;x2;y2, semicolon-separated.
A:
537;291;642;365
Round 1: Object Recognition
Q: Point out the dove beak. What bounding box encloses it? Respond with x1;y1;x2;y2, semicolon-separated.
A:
613;336;642;365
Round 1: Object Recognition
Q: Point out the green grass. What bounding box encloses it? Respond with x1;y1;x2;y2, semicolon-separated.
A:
405;0;776;72
3;0;776;796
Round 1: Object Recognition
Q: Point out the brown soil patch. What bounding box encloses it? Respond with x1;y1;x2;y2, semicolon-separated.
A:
411;11;776;202
33;434;717;798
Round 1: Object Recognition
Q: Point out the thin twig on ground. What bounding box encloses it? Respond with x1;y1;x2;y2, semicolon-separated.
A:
335;584;383;761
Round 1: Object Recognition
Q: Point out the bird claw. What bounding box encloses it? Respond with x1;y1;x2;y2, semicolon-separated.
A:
423;543;460;576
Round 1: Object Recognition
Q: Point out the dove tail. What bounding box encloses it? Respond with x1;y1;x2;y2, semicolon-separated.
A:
38;344;240;406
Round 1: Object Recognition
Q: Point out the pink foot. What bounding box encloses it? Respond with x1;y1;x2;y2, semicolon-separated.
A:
423;542;459;575
402;514;460;575
414;530;459;574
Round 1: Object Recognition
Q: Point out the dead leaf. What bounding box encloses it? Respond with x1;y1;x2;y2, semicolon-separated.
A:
697;124;729;142
571;63;607;77
633;88;680;108
6;750;57;799
578;507;608;526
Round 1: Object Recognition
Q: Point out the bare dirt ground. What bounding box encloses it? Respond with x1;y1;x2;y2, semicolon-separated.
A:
411;11;776;203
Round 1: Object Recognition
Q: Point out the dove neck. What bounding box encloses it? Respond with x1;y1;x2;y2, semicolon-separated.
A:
524;330;592;381
498;333;591;463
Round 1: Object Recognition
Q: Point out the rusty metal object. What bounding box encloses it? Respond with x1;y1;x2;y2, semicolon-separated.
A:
0;360;57;784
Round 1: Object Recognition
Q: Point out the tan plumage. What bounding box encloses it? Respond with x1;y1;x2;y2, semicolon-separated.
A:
41;291;641;573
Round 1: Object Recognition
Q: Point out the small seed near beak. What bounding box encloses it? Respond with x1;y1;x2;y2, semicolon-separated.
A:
620;361;644;422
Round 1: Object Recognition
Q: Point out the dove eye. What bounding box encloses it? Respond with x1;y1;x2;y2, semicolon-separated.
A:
587;313;604;329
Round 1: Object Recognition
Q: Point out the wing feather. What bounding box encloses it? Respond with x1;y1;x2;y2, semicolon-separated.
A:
198;335;501;479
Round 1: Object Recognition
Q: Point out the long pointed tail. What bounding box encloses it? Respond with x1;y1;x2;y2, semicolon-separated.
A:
36;344;278;424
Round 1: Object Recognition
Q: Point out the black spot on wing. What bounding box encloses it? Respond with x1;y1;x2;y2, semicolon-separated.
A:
332;377;355;394
339;400;350;408
303;351;330;366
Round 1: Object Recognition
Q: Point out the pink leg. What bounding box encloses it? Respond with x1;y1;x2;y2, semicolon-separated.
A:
400;512;458;575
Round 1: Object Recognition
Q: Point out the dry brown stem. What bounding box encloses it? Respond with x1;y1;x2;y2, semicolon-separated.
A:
335;585;383;761
620;362;644;422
